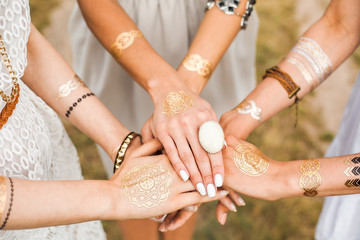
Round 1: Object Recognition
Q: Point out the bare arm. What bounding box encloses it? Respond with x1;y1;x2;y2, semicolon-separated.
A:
223;136;360;201
23;24;131;161
220;0;360;140
0;140;227;230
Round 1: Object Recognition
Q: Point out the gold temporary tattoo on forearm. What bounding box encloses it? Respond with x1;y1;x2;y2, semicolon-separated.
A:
57;74;87;99
121;162;172;208
299;159;321;197
162;91;193;117
182;54;213;79
111;30;143;61
343;157;360;187
236;100;262;121
233;144;269;176
0;177;6;221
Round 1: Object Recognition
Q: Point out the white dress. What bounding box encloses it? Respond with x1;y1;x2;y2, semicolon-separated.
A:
0;1;106;239
69;0;259;176
315;72;360;240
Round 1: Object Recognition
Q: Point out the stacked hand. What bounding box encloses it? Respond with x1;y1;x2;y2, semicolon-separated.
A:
142;78;224;197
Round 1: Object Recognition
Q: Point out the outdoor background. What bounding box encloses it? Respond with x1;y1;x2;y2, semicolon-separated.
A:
29;0;360;239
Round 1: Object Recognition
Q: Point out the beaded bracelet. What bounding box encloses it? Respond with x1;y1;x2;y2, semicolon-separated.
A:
0;177;14;230
65;92;95;118
113;132;142;173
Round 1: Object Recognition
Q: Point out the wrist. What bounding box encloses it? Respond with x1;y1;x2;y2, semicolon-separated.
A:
177;65;205;95
272;160;302;200
146;69;184;103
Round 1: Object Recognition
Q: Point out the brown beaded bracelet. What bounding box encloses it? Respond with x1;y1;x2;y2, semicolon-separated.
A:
113;132;142;173
0;177;14;230
65;92;95;118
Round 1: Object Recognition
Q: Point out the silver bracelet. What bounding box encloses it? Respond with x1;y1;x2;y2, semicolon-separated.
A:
205;0;256;29
240;0;256;29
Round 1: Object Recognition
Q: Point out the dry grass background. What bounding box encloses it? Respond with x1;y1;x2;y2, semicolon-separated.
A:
29;0;360;239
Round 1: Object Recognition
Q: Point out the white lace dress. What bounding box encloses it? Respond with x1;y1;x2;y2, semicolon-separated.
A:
0;1;106;239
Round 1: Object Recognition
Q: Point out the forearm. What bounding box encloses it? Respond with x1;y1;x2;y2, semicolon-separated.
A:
0;177;118;229
221;0;360;139
224;138;360;200
76;0;179;98
178;0;250;94
23;24;129;160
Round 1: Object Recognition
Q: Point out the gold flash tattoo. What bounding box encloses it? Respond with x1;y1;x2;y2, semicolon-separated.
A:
111;30;143;61
299;159;321;197
121;162;172;208
162;91;193;117
182;54;213;79
233;144;269;176
57;74;87;99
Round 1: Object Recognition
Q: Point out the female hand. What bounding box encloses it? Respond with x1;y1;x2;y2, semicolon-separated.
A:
141;79;224;198
221;136;285;201
109;139;228;220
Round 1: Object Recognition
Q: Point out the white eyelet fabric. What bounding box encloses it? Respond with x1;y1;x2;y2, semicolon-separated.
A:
0;1;106;239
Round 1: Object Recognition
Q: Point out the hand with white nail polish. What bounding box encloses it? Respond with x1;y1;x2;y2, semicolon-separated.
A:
141;78;225;198
113;139;229;221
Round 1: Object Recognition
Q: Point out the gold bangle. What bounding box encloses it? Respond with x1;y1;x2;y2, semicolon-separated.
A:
182;54;212;79
113;132;142;173
110;30;143;61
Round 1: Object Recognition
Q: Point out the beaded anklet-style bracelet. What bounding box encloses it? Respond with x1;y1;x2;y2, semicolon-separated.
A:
0;177;14;230
65;92;95;118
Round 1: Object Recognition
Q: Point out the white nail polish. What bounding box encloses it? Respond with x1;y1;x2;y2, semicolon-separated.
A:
230;202;237;212
238;197;246;206
179;170;189;181
197;183;206;196
207;184;216;197
214;174;223;187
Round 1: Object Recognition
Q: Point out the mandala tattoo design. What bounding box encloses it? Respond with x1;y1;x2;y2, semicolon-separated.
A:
162;91;193;117
121;162;172;208
111;30;143;61
233;144;269;176
299;159;321;197
0;176;6;220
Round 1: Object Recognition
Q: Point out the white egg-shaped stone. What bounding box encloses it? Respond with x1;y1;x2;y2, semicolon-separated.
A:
198;121;225;154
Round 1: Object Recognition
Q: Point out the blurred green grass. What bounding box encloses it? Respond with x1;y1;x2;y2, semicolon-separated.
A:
29;0;354;239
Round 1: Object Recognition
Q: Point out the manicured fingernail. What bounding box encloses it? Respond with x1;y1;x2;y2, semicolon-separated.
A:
207;184;216;197
179;170;189;181
214;174;223;187
183;205;198;212
197;183;206;196
230;202;237;212
159;224;166;232
219;190;229;196
224;140;227;149
238;197;246;206
167;221;175;230
220;213;227;225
